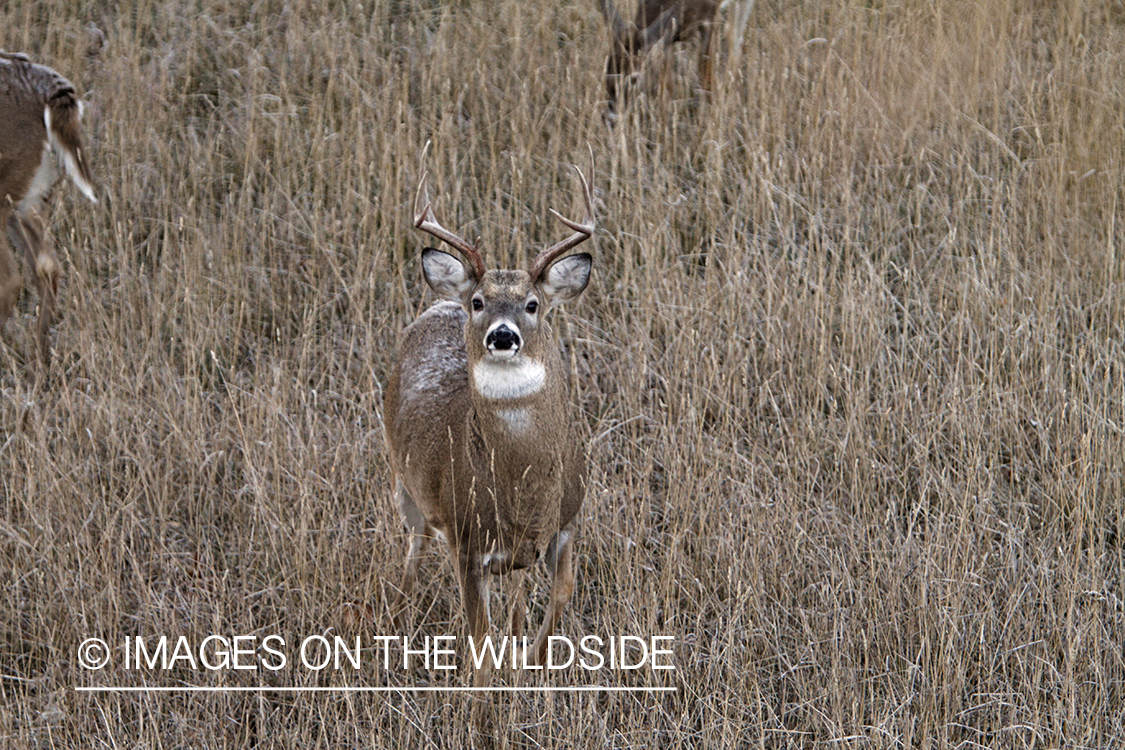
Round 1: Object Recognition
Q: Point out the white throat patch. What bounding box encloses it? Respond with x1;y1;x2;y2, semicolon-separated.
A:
496;407;533;434
473;359;545;400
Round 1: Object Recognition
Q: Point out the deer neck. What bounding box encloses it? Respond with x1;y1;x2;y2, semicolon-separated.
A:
463;367;567;566
467;354;565;451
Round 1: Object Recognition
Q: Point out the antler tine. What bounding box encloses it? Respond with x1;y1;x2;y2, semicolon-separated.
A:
529;157;596;283
413;167;486;279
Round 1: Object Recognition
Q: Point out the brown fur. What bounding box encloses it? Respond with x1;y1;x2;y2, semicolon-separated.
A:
597;0;720;117
0;51;95;365
384;166;595;698
386;297;586;571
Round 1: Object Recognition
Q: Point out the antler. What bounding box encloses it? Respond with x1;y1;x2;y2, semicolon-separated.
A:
529;156;596;283
413;166;486;279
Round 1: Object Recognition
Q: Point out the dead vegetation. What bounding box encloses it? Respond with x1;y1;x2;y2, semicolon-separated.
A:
1;0;1123;746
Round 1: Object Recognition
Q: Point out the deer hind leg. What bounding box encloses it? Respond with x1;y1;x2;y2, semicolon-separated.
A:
0;233;23;337
8;211;58;365
530;528;576;666
390;479;433;631
655;47;674;109
697;24;715;99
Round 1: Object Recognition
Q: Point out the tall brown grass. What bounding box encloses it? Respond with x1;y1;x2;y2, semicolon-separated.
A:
2;0;1123;746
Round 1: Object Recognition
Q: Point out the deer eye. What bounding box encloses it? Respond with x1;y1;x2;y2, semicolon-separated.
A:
471;297;484;312
525;300;539;315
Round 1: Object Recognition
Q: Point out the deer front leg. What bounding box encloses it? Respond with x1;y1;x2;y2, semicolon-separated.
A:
456;550;496;737
456;549;493;687
530;529;576;666
8;212;58;365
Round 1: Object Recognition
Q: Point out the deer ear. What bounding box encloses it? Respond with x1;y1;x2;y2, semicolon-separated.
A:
539;253;592;308
422;248;476;299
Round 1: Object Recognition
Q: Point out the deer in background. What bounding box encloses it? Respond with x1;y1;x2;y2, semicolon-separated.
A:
0;51;97;366
597;0;720;121
384;150;595;690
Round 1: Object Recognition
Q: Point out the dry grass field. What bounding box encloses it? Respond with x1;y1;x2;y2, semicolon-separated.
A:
2;0;1124;746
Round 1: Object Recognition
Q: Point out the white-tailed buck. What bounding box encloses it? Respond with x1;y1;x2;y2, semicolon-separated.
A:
597;0;719;120
384;153;594;689
0;51;96;365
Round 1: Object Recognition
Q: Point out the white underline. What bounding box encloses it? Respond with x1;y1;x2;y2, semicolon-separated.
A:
76;685;676;693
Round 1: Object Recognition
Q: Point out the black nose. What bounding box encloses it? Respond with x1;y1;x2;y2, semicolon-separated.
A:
487;325;520;351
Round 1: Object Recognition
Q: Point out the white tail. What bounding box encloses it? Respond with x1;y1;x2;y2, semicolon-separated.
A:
0;51;97;365
597;0;721;121
384;148;595;691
